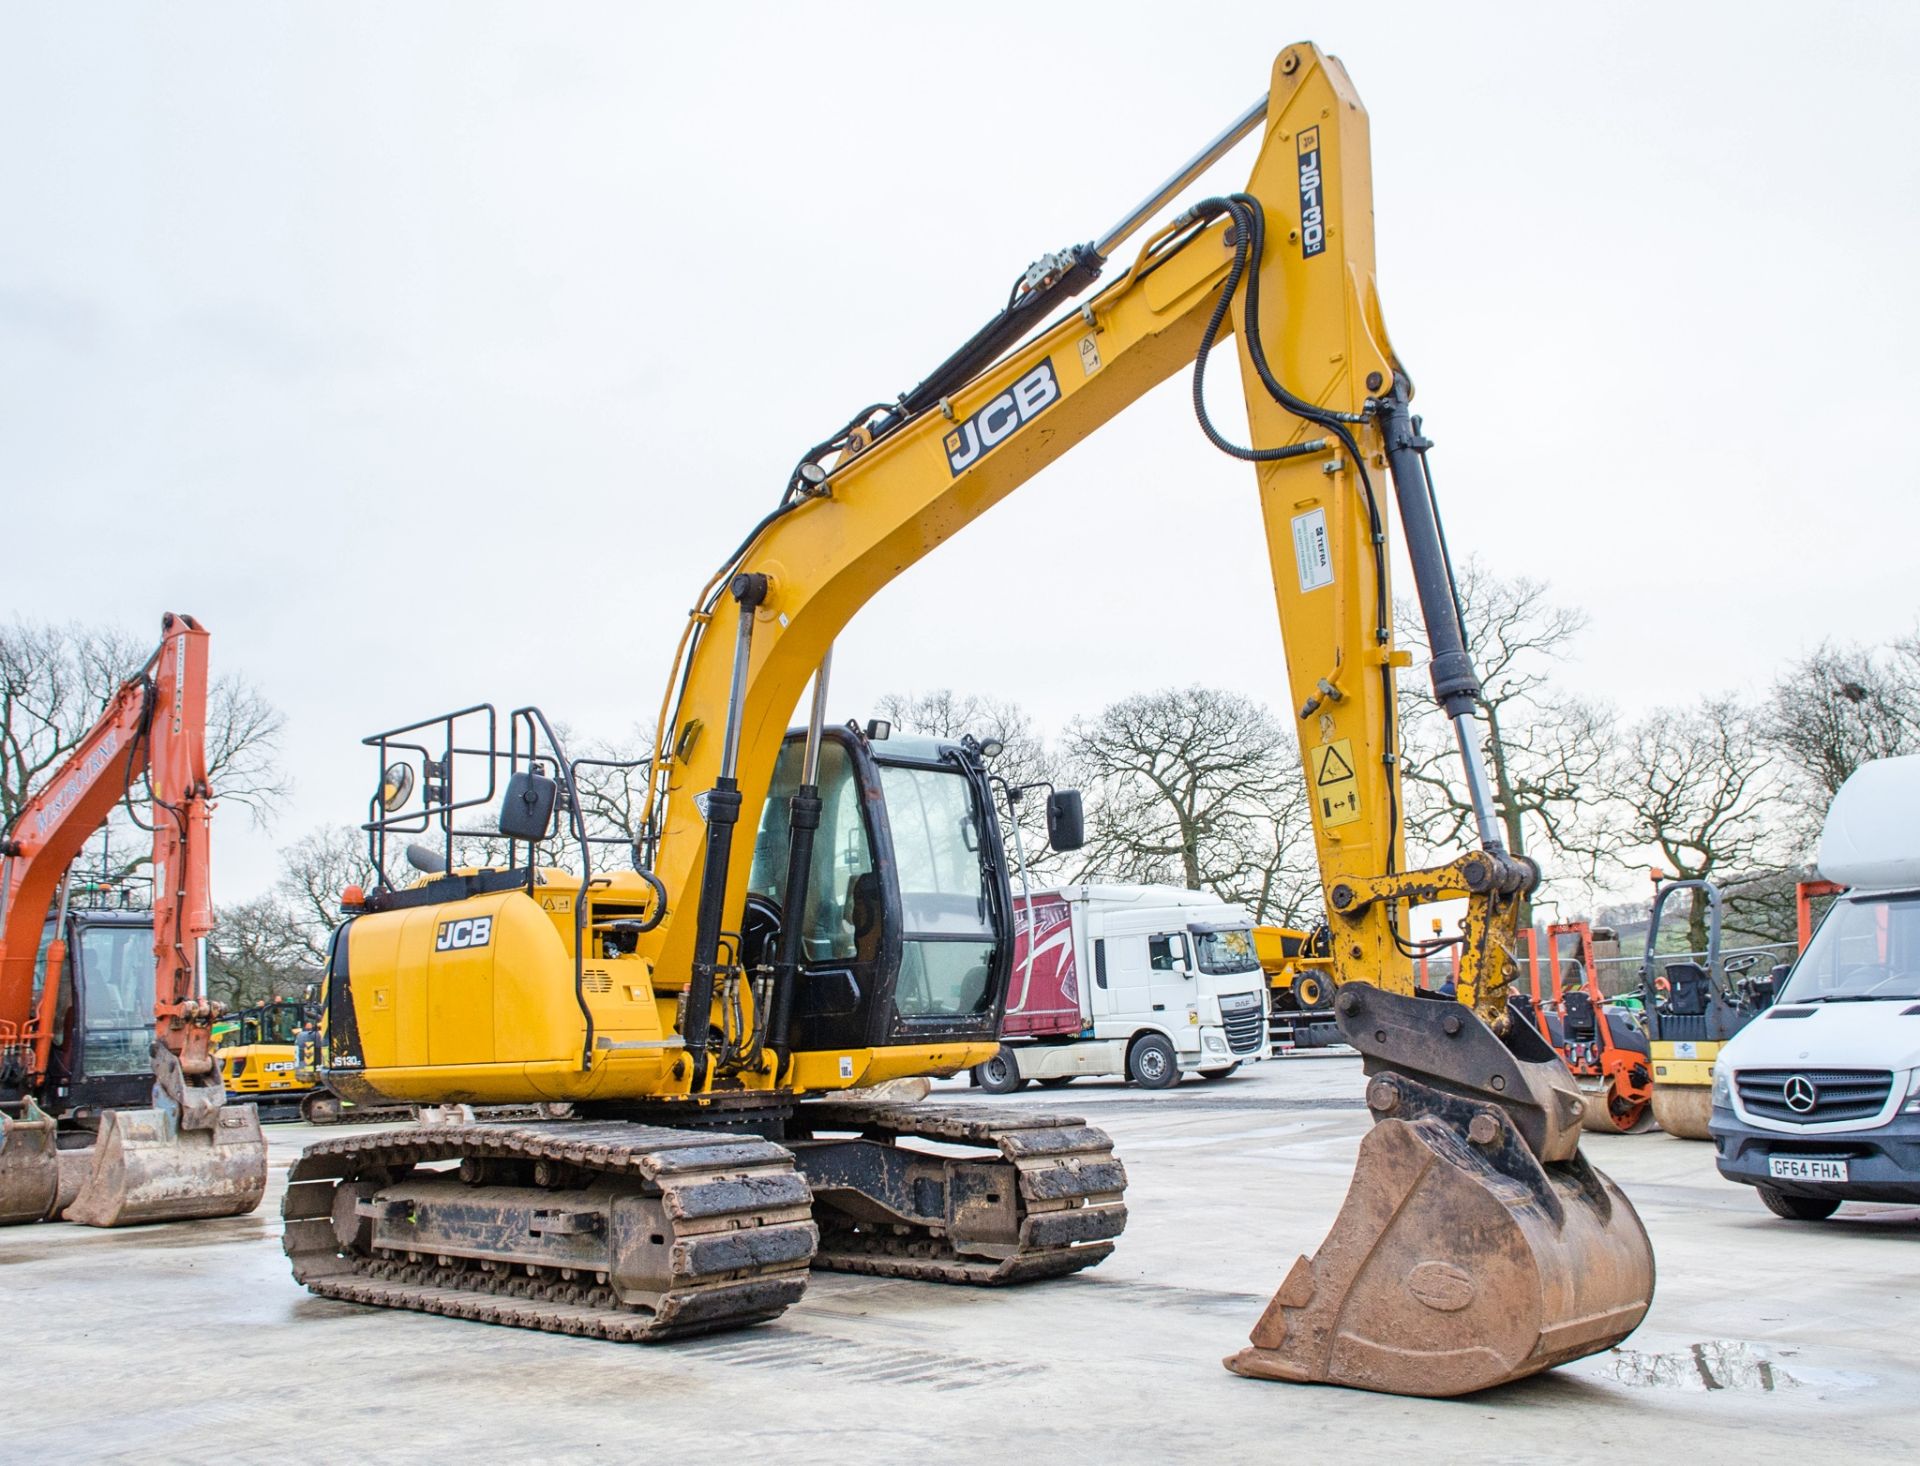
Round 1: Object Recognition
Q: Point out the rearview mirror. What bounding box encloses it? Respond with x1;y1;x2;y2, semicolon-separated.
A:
380;761;416;812
499;771;559;842
1046;789;1085;852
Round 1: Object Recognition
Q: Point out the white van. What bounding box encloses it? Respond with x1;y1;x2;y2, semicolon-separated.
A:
1711;756;1920;1218
972;884;1268;1091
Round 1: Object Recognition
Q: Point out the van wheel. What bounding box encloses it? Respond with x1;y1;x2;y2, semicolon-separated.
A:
972;1049;1026;1095
1127;1034;1180;1090
1037;1077;1074;1089
1757;1185;1841;1221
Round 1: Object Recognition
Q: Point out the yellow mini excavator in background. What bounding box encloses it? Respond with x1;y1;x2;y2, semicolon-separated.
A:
285;40;1654;1396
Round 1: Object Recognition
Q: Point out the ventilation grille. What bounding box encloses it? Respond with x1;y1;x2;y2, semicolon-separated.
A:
1736;1068;1892;1124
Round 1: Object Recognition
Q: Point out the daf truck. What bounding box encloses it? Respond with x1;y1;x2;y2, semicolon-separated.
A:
971;884;1269;1091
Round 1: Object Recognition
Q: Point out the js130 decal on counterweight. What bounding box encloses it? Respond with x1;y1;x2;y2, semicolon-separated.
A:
945;359;1061;475
1296;126;1325;258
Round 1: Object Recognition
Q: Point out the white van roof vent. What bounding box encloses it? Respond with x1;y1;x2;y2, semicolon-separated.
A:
1818;755;1920;890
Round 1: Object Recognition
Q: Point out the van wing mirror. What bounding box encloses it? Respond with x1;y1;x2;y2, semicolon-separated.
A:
1046;789;1085;852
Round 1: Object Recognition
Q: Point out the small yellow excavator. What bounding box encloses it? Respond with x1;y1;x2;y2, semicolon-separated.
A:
285;40;1653;1396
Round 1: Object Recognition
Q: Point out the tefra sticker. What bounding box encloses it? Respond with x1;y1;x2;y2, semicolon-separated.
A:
1292;508;1333;591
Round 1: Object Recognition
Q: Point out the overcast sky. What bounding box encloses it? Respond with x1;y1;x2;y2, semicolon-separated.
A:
4;2;1916;903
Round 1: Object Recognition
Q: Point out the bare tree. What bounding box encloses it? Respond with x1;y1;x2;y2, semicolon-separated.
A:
1063;686;1313;922
1395;561;1615;902
876;689;1067;879
205;892;322;1008
0;619;288;888
1603;697;1791;951
1762;637;1920;831
275;824;375;962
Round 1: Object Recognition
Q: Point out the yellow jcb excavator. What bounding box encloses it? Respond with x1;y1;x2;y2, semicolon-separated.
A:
284;40;1654;1397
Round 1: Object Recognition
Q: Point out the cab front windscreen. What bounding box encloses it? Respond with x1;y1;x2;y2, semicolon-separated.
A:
1781;892;1920;1002
1193;927;1260;975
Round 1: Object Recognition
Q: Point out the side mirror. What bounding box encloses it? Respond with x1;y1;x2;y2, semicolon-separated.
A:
1046;789;1085;852
500;771;559;843
380;761;416;812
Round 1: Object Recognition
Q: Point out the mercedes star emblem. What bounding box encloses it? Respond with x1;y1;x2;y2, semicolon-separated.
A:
1783;1074;1819;1114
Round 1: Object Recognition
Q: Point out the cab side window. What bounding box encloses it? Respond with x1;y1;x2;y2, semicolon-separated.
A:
1148;933;1189;972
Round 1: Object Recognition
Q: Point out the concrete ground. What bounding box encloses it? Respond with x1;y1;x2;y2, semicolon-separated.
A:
6;1055;1917;1465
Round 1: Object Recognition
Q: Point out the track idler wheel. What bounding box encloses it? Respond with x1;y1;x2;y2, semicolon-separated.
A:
63;1104;268;1228
1650;1085;1714;1141
1226;985;1655;1397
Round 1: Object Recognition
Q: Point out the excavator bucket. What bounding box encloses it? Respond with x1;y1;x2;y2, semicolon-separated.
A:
0;1098;63;1225
62;1103;267;1228
1227;986;1655;1397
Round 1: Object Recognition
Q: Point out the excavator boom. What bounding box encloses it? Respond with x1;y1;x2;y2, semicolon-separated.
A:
626;43;1651;1394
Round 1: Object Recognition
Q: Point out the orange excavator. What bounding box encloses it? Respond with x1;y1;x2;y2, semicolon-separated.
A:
0;613;267;1226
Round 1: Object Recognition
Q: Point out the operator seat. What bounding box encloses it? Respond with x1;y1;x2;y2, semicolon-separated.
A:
1561;989;1598;1043
1663;962;1710;1017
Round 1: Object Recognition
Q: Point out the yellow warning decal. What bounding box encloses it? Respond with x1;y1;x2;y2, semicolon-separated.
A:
1315;737;1361;828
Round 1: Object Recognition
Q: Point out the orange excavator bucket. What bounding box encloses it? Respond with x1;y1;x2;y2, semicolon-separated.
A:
62;1102;267;1228
1227;985;1654;1397
0;1098;63;1224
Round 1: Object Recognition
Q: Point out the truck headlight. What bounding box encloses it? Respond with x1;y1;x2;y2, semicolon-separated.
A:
1203;1033;1227;1053
1711;1065;1731;1109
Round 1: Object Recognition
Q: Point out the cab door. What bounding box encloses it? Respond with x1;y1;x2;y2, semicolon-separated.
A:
1145;929;1195;1018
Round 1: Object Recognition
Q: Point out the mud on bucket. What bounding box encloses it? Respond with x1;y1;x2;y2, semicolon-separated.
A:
63;1103;268;1228
1226;985;1656;1397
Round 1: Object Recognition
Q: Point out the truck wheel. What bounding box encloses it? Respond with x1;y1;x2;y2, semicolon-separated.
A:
1127;1034;1180;1090
1198;1063;1240;1081
1294;973;1328;1009
1757;1185;1841;1222
972;1049;1026;1095
1037;1077;1074;1089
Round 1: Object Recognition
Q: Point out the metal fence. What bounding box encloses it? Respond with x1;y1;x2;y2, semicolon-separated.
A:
1588;944;1796;1001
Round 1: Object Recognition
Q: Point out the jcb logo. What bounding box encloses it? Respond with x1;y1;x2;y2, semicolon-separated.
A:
944;360;1060;476
435;916;494;952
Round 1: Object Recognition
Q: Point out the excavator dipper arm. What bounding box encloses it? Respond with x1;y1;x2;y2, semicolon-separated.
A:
0;614;265;1227
627;42;1651;1394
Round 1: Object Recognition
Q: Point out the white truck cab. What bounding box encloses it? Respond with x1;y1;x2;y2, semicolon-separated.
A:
976;884;1269;1091
1711;756;1920;1218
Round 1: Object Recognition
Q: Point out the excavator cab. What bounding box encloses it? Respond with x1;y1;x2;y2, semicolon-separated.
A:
744;724;1017;1060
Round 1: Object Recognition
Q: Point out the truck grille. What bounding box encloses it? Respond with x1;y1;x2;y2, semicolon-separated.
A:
1223;1005;1265;1056
1736;1069;1894;1124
